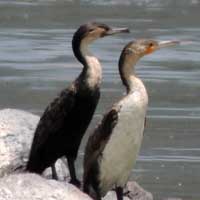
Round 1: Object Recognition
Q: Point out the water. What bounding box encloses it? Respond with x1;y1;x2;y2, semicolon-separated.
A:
0;0;200;199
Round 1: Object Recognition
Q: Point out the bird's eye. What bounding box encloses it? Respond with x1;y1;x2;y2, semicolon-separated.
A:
149;43;154;47
126;48;133;55
89;29;94;32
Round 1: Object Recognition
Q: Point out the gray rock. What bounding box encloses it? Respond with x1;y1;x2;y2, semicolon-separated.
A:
0;109;39;177
0;109;69;180
0;173;92;200
124;182;153;200
103;181;153;200
0;172;153;200
0;109;154;200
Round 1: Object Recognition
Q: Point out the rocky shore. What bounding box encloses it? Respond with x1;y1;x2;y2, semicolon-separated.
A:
0;109;153;200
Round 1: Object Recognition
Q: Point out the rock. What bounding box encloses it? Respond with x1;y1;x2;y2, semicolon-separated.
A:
0;173;153;200
103;181;153;200
0;109;69;180
0;173;92;200
0;109;154;200
43;158;70;181
0;109;39;177
124;182;153;200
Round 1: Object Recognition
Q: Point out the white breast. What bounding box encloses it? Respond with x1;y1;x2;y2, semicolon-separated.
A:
85;55;102;88
80;39;102;89
99;86;148;196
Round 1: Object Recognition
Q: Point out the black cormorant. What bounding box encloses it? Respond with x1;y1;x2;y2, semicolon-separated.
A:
26;22;129;186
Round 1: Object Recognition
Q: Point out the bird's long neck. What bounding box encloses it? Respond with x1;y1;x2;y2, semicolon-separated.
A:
119;53;145;94
73;38;102;89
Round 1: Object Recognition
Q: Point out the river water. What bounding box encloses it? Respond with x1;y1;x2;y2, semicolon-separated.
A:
0;0;200;199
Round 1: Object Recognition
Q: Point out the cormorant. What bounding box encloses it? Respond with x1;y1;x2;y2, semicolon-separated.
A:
26;22;129;186
83;39;179;199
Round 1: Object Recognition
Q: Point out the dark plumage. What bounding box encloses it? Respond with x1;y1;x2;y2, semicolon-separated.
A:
26;22;129;186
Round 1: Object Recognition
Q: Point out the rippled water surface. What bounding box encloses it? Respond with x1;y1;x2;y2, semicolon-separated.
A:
0;1;200;199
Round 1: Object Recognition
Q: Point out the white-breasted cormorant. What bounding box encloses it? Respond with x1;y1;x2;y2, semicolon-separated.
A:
83;39;179;199
26;22;129;186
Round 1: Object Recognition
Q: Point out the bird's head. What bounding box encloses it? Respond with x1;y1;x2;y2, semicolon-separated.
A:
72;22;129;64
119;39;180;91
120;39;179;59
73;22;129;45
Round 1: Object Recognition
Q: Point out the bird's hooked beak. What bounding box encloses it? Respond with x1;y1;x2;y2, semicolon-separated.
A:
145;40;180;54
157;40;180;49
103;28;130;36
145;40;180;55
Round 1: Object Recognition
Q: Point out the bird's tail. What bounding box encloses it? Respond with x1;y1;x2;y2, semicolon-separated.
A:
25;154;45;174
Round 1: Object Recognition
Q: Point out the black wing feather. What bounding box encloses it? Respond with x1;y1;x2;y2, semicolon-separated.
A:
29;86;76;157
83;104;121;184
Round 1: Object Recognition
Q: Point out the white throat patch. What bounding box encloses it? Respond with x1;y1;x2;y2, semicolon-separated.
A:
80;40;102;88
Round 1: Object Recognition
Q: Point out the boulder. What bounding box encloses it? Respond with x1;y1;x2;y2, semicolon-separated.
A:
0;172;153;200
103;181;153;200
0;109;39;177
124;182;153;200
0;173;92;200
0;109;154;200
0;109;69;180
